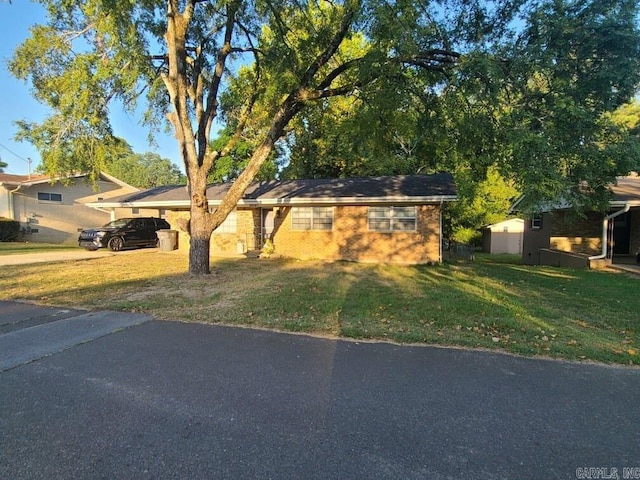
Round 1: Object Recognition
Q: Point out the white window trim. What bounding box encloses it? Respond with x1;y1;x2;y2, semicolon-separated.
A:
291;206;334;231
531;214;543;230
368;206;417;232
213;210;238;234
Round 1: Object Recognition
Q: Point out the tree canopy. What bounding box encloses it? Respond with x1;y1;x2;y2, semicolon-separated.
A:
9;0;640;273
104;151;186;188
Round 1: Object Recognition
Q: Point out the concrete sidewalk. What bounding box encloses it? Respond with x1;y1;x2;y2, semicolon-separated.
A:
0;302;152;371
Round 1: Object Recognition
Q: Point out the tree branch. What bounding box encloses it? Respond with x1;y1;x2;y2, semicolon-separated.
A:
297;0;360;89
199;0;240;172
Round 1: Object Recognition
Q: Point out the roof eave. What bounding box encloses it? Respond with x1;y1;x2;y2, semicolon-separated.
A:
87;195;458;210
610;200;640;208
239;195;458;206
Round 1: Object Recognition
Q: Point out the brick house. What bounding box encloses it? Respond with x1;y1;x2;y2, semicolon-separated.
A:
517;174;640;268
87;173;458;264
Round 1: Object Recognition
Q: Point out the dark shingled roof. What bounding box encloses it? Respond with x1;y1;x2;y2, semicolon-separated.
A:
243;174;456;199
90;173;458;207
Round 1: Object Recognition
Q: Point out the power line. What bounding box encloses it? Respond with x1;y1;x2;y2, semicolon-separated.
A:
0;143;33;176
0;142;30;163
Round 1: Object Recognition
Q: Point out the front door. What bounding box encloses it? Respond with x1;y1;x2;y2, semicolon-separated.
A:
262;209;275;243
613;211;631;255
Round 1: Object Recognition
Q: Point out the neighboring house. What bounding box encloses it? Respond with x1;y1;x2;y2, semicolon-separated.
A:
481;218;524;255
516;174;640;268
87;173;458;264
0;172;141;244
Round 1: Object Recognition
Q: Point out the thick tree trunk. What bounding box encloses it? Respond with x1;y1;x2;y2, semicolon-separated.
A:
187;175;215;276
189;230;211;275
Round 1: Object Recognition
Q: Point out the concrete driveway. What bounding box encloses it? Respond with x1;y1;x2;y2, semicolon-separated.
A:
0;248;161;266
1;300;639;479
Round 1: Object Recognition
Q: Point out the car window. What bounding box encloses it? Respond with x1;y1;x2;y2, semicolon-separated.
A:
104;219;129;228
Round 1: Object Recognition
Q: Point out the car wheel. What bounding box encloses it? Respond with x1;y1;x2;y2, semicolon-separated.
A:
108;236;124;252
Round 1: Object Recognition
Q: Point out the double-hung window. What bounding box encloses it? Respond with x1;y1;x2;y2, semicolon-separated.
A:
531;214;543;230
368;206;417;232
37;192;62;202
291;207;333;230
213;210;237;233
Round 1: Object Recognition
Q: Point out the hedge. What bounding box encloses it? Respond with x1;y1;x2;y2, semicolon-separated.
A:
0;217;20;242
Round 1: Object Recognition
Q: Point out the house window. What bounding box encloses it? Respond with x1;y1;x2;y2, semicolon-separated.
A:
531;214;543;230
37;192;62;202
214;210;237;234
368;206;417;232
291;207;333;230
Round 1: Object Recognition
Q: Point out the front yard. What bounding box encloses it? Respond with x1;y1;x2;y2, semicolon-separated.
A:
0;250;638;365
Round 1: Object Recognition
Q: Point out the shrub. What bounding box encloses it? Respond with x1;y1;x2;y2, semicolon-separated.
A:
0;217;20;242
452;227;481;247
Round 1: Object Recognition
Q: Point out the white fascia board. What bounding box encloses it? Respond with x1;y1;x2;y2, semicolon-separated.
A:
236;195;458;206
88;195;458;209
21;173;88;187
87;200;191;209
610;200;640;208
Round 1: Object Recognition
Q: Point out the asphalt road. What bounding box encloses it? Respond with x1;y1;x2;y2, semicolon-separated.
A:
1;300;639;480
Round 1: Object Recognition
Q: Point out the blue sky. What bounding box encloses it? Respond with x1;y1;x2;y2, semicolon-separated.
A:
0;1;183;176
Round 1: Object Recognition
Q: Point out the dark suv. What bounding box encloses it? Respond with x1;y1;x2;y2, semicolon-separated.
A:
78;217;171;251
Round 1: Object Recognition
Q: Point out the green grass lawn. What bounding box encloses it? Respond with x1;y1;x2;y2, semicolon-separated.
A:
0;242;78;255
0;251;638;365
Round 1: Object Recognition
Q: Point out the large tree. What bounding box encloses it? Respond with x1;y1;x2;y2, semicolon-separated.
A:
223;0;640;228
9;0;640;273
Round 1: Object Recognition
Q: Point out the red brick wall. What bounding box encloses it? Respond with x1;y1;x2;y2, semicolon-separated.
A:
168;209;258;255
271;205;441;264
170;204;443;263
549;210;603;255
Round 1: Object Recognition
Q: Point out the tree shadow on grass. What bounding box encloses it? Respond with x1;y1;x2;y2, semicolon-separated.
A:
2;254;637;364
